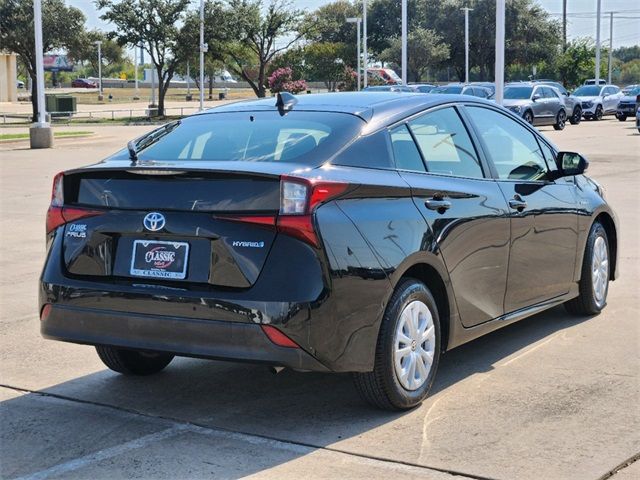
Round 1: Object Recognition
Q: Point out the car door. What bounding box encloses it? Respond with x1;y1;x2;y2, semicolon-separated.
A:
390;105;511;327
605;86;622;113
464;105;579;313
544;87;563;120
531;86;548;121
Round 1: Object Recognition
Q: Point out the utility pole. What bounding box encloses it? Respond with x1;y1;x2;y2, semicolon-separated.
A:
495;0;505;105
363;0;368;88
30;0;52;148
199;0;205;110
95;40;103;101
401;0;407;84
607;11;614;84
346;17;362;90
134;46;139;99
562;0;567;51
461;7;473;83
595;0;601;84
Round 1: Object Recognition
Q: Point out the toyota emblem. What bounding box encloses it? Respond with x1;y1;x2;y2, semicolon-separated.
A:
143;212;166;232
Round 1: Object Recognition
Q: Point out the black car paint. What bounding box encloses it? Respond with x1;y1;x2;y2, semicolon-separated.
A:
40;93;618;373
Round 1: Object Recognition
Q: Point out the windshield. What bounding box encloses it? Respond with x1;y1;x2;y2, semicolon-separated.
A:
504;86;533;99
622;86;640;96
127;111;364;166
431;85;463;94
573;86;602;96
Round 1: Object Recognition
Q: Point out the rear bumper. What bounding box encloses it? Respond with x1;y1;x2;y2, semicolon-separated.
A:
41;304;330;372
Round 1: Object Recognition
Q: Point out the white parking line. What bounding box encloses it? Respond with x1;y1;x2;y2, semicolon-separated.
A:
15;425;189;480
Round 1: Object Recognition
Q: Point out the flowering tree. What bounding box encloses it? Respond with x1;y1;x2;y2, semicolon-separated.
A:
268;67;307;94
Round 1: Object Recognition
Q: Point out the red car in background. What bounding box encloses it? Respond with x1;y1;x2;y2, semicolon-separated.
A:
71;78;97;88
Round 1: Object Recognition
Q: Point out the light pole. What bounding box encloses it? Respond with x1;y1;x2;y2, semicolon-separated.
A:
133;46;139;100
199;0;205;110
461;7;473;84
595;0;602;84
401;0;407;84
607;11;614;84
30;0;52;148
346;17;362;90
495;0;505;105
363;0;368;88
95;40;103;100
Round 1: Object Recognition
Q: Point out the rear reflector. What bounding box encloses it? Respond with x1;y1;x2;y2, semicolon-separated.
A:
40;304;52;321
214;215;276;228
261;325;300;348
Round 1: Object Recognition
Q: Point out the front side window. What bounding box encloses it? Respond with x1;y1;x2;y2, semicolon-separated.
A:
389;124;425;172
504;86;534;100
408;107;484;178
466;106;548;181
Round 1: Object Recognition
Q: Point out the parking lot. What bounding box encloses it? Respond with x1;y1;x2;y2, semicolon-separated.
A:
0;118;638;479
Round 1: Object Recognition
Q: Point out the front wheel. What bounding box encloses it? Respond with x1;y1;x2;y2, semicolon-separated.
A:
565;222;610;316
569;106;582;125
352;279;441;410
553;110;567;130
523;110;534;124
594;105;604;121
616;114;627;122
96;346;174;375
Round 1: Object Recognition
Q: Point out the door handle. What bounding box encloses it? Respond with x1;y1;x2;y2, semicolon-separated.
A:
425;198;452;212
509;197;527;212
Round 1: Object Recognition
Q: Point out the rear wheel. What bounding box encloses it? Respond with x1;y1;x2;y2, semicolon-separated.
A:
594;105;604;121
96;346;174;375
616;114;627;121
553;110;567;130
352;279;441;410
569;106;582;125
523;110;534;124
565;222;610;316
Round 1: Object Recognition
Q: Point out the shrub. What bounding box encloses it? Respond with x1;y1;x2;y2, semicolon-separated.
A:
268;67;307;94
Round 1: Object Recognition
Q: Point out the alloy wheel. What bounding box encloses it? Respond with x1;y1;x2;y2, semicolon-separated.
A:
591;235;609;308
595;105;603;120
393;300;436;391
523;111;533;124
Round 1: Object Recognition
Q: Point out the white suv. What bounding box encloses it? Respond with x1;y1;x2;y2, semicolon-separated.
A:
572;84;623;121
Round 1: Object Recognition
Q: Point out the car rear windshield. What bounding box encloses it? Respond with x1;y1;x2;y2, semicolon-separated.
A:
432;86;463;94
131;111;364;166
504;86;533;99
573;86;602;96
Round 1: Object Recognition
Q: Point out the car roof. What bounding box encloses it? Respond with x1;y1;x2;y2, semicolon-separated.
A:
195;92;494;133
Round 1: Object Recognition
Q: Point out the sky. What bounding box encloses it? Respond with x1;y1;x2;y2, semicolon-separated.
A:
70;0;640;49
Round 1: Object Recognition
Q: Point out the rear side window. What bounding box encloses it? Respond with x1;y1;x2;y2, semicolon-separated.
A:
331;130;394;169
129;111;364;167
408;107;484;178
389;124;425;172
467;106;548;181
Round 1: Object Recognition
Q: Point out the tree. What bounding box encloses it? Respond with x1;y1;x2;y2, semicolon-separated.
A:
268;46;307;79
379;28;449;82
302;0;360;62
0;0;85;121
613;46;640;64
554;39;595;89
304;42;348;91
96;0;191;116
267;67;307;93
223;0;306;98
67;30;125;77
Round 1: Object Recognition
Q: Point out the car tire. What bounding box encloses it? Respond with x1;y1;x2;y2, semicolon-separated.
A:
617;114;627;122
594;105;604;121
565;222;610;316
352;278;441;411
523;110;534;124
553;109;567;130
569;106;582;125
96;345;174;375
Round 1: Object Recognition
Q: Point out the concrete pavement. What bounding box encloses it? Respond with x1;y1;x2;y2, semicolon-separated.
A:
1;117;638;479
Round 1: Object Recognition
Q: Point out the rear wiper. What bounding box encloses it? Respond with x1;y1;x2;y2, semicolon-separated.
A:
127;120;182;163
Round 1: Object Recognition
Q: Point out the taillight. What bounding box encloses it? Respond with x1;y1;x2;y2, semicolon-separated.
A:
46;172;103;233
277;176;349;247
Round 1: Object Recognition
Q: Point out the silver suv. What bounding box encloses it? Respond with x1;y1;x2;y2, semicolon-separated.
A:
503;83;567;130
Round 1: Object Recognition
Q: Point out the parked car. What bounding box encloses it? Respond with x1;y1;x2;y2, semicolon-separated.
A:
363;85;414;93
584;79;607;86
40;92;618;410
470;82;496;97
636;105;640;133
503;83;567;130
532;80;582;125
572;84;623;120
16;80;25;89
71;78;98;88
431;83;492;98
615;85;640;121
367;68;403;85
409;83;437;93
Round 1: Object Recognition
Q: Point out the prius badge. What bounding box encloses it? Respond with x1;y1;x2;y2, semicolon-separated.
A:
143;212;166;232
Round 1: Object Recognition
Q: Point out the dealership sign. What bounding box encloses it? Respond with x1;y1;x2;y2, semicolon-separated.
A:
43;55;73;72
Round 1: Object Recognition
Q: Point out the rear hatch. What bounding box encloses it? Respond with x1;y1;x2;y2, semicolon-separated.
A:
60;168;281;289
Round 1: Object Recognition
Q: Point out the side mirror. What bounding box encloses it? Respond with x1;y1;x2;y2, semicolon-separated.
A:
532;94;541;101
556;151;589;177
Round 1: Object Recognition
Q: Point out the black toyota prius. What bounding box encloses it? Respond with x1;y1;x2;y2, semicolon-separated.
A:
40;92;618;410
